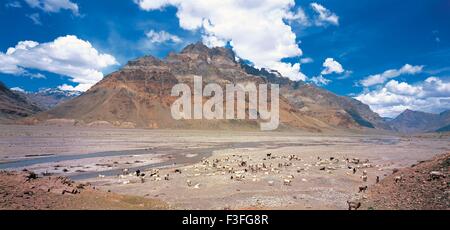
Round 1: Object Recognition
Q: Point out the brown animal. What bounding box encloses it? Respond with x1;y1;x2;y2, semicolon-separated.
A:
358;186;368;193
376;176;380;183
347;201;361;210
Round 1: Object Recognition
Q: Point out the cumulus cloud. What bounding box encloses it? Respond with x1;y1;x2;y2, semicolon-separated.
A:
0;35;118;92
134;0;308;81
146;30;182;44
360;64;424;87
24;0;79;15
310;2;339;26
321;57;344;75
355;77;450;117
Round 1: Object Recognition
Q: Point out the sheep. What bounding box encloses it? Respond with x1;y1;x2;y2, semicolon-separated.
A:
268;181;275;186
429;171;445;180
362;170;368;176
376;176;380;183
283;179;292;186
164;174;170;181
394;176;402;183
347;201;361;210
135;170;141;177
186;180;192;187
174;169;182;174
353;168;357;174
358;186;368;193
362;175;368;182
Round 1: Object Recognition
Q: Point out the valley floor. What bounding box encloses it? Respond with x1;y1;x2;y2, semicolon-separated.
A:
0;125;448;210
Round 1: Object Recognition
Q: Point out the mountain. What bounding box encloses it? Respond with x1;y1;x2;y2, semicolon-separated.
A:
0;82;42;123
388;109;450;133
14;88;81;111
29;42;387;131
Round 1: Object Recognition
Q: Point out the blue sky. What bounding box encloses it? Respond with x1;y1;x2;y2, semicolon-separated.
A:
0;0;449;117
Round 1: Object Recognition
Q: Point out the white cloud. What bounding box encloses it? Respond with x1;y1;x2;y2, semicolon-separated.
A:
355;77;450;117
310;3;339;26
24;0;79;15
310;75;331;86
360;64;424;87
10;87;25;92
5;1;22;8
321;57;344;75
135;0;308;81
0;35;118;92
285;7;309;26
146;30;182;44
27;13;42;25
300;57;313;64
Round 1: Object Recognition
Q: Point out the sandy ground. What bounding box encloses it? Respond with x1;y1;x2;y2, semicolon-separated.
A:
0;125;449;210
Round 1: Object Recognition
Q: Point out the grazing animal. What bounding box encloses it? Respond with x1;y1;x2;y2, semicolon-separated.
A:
135;170;141;177
283;179;292;186
347;201;361;210
353;168;357;174
267;153;272;157
359;186;368;193
362;170;367;176
174;169;182;174
376;176;380;183
186;180;192;187
268;181;275;186
164;174;170;181
429;171;445;180
394;176;402;183
362;175;368;182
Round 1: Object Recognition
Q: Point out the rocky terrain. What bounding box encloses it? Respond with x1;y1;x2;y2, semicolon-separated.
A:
388;109;450;133
0;81;41;123
0;170;167;210
14;88;81;111
361;152;449;210
24;42;387;132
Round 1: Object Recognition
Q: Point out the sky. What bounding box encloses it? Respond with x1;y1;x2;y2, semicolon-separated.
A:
0;0;449;118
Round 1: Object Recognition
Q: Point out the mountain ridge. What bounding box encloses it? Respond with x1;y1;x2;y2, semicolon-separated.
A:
21;42;387;131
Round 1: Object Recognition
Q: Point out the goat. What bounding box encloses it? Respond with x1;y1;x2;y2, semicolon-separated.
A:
347;201;361;210
358;186;368;193
394;176;402;183
376;176;380;183
353;168;357;174
174;169;182;174
164;174;170;181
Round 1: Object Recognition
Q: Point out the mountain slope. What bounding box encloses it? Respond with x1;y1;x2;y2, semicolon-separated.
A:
0;82;42;123
388;109;450;133
30;42;387;131
14;89;81;111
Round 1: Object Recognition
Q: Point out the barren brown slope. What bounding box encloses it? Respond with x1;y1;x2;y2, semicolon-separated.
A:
0;171;167;210
30;42;384;131
361;153;449;210
0;81;41;123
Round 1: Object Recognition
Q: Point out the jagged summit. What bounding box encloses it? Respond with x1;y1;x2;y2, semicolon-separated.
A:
26;42;387;132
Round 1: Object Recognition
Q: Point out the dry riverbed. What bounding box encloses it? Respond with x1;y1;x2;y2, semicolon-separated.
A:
0;125;449;210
